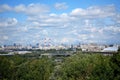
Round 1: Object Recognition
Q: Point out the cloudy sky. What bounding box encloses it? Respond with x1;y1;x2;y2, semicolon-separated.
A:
0;0;120;45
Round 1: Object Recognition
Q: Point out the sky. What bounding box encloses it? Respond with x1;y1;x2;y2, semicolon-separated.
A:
0;0;120;45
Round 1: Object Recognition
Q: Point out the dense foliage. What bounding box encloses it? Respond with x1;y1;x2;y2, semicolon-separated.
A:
0;50;120;80
56;50;120;80
110;51;120;79
0;55;54;80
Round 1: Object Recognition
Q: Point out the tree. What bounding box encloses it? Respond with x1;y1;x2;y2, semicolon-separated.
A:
57;53;113;80
15;58;54;80
110;50;120;80
0;56;14;80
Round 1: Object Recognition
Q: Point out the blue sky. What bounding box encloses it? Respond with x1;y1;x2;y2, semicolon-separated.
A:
0;0;120;45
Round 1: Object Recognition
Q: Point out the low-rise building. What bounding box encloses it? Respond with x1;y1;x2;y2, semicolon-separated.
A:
102;46;118;52
81;43;105;52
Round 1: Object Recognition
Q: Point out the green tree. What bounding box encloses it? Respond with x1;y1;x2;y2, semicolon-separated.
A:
0;56;14;80
57;53;113;80
110;51;120;80
15;58;54;80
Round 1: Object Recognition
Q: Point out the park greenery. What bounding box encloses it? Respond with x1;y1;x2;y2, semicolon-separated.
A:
0;49;120;80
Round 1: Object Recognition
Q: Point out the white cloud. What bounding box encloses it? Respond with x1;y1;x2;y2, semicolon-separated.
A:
0;18;18;27
113;14;120;23
14;3;49;15
24;4;120;45
3;36;8;40
60;37;75;44
0;4;120;44
27;5;117;29
14;4;26;12
27;12;76;28
0;4;12;12
61;38;69;43
103;26;120;33
70;5;116;18
54;2;68;10
49;13;58;17
0;3;49;15
42;30;48;35
0;36;8;45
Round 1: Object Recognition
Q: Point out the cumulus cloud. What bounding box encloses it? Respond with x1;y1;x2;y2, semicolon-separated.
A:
26;5;118;29
0;3;120;44
0;18;18;27
113;14;120;23
0;3;49;15
14;4;26;12
0;4;12;12
27;13;76;28
54;2;68;10
70;5;116;18
14;3;49;15
3;36;8;40
0;36;9;44
103;26;120;33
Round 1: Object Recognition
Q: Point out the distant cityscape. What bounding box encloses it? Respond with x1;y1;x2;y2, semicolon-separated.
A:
0;42;119;54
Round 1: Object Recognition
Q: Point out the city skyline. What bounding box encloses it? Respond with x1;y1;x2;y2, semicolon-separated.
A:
0;0;120;45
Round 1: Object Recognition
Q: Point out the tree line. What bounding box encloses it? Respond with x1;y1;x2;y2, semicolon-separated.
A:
0;55;54;80
0;49;120;80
